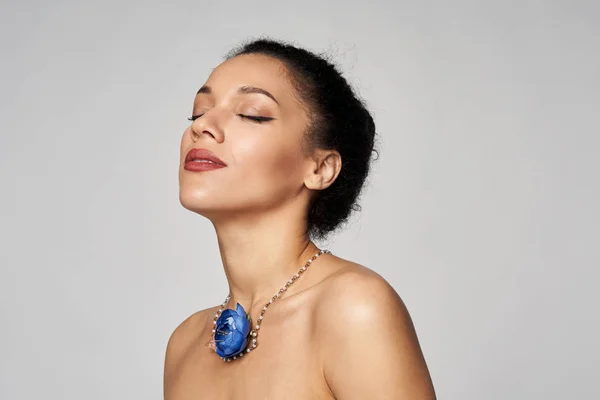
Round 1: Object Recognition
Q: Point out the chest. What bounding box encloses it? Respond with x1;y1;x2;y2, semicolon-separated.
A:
166;304;333;400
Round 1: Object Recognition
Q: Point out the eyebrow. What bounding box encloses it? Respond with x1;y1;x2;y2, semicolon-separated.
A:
196;85;279;105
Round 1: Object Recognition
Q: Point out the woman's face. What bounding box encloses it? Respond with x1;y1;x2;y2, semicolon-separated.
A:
179;54;312;220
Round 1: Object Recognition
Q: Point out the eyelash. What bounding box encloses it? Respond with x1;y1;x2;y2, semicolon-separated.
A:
187;114;274;123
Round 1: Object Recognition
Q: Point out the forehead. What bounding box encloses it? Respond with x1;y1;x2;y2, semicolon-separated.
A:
200;54;298;105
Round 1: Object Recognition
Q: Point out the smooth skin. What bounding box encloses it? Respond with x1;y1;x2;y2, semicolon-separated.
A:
164;53;436;399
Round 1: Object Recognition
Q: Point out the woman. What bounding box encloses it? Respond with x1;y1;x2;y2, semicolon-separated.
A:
164;38;436;399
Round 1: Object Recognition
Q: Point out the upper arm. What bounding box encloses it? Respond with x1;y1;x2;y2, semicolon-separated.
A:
318;269;436;400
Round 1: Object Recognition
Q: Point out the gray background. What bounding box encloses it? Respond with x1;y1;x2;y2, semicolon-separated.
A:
1;1;598;399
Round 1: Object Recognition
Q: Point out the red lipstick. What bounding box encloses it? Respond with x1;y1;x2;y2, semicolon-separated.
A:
184;148;227;172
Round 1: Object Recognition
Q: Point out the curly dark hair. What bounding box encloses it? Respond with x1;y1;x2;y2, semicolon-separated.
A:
226;38;378;241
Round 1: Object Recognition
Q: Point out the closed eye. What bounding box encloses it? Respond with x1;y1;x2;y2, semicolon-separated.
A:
187;114;275;123
238;114;275;123
187;114;204;121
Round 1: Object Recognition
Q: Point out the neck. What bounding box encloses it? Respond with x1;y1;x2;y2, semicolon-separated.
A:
211;210;319;317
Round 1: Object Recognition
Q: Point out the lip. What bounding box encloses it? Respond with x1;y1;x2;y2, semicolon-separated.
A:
184;148;227;166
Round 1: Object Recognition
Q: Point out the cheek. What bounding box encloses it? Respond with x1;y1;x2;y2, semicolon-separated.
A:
235;135;303;179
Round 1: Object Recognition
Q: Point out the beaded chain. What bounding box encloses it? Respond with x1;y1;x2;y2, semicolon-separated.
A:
210;249;331;362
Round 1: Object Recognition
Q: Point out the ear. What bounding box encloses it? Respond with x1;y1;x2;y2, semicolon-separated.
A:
304;149;342;190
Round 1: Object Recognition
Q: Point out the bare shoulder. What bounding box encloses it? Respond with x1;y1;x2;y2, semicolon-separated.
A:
168;307;214;345
163;306;217;382
314;257;410;329
314;256;436;399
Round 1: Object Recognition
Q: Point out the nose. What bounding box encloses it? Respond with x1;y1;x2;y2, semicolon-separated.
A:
189;109;225;143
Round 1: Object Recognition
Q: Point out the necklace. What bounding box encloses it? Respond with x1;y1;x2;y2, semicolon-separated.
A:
206;248;331;362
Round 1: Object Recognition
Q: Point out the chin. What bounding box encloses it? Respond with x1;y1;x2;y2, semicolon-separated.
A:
179;188;241;223
180;188;216;214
